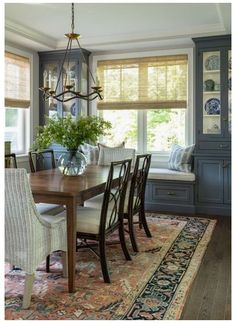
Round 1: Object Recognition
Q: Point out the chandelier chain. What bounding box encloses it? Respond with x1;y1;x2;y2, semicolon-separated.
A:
71;3;74;33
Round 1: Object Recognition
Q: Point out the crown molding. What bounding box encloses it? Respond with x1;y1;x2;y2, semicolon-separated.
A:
56;23;226;51
5;19;57;49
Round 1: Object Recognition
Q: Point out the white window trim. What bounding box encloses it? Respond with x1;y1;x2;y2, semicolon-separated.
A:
90;48;194;167
5;45;35;159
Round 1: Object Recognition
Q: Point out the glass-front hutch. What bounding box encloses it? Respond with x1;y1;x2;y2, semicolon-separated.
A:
38;48;90;125
193;35;231;215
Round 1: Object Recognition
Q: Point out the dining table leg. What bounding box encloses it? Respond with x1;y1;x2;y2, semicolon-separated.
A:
66;196;77;293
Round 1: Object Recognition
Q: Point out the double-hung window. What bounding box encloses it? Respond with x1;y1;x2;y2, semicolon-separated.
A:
5;52;30;155
97;54;190;161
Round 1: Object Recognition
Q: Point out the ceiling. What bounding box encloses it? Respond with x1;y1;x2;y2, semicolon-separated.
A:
5;2;231;53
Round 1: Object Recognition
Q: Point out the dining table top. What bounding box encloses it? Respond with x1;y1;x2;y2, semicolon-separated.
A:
29;165;112;201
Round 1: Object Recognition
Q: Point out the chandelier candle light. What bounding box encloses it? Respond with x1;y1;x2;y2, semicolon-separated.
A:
39;3;103;103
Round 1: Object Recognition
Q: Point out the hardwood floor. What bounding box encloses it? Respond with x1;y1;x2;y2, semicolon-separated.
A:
180;214;231;320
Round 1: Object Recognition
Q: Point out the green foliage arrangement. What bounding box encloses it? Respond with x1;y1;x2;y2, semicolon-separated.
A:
32;115;112;151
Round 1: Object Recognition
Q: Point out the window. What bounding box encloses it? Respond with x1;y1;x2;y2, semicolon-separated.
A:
5;52;30;155
97;54;189;154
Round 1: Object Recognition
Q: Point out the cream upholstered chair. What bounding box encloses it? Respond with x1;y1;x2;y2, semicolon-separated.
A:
5;168;68;309
76;159;132;283
97;146;136;166
29;149;65;272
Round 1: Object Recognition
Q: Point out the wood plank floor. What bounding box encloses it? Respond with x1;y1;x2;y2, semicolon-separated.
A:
180;214;231;320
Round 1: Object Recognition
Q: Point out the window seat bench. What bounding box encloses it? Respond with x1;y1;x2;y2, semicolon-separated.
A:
145;168;196;214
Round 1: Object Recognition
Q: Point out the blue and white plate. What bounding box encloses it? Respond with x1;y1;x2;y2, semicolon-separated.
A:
205;55;220;71
204;98;221;115
70;102;77;116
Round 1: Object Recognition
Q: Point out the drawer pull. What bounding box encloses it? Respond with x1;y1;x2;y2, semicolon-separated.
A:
167;192;176;196
223;162;230;168
219;144;228;149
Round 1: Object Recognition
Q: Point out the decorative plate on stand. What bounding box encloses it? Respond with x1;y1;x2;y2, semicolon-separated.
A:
204;98;221;115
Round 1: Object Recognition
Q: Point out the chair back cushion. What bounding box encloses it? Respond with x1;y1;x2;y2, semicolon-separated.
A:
80;143;99;165
98;147;135;166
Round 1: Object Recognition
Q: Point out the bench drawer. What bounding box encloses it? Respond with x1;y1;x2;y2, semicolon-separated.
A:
146;180;194;205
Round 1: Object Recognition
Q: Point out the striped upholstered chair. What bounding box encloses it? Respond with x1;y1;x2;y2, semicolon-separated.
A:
5;168;68;309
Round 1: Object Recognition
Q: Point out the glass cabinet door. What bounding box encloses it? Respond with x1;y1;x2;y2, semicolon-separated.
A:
202;51;221;135
42;61;62;119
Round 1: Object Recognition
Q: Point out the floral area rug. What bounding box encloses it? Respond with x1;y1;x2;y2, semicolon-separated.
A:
5;214;216;320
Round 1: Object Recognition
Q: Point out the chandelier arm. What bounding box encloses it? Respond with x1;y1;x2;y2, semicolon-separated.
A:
76;38;96;85
52;94;99;103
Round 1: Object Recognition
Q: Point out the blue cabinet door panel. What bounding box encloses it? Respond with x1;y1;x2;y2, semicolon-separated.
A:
224;162;231;204
197;159;224;204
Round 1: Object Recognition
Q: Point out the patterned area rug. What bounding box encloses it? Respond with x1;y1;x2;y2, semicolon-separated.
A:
5;214;216;320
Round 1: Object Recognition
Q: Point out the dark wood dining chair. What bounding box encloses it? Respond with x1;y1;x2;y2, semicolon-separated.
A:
28;149;64;272
123;154;152;252
5;153;17;168
28;149;56;173
76;158;132;283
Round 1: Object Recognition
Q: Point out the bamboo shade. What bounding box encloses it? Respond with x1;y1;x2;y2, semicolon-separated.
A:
5;52;30;108
97;55;188;110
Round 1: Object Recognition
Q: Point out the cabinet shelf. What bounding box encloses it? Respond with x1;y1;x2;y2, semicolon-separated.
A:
203;114;220;117
203;70;220;73
203;91;220;95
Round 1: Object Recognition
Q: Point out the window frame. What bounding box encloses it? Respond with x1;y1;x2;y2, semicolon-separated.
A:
5;45;35;158
91;48;194;167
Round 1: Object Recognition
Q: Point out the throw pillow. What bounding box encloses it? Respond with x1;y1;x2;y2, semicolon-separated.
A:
98;147;136;166
168;144;195;172
80;143;99;165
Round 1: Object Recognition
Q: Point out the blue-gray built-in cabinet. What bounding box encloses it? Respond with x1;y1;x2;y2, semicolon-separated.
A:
38;48;90;125
193;35;231;215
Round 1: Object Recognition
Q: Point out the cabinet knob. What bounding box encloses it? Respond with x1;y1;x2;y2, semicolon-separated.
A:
167;192;176;196
223;162;230;168
219;144;228;149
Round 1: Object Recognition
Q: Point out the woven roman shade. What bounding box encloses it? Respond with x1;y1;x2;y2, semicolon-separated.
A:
97;55;188;110
5;52;30;108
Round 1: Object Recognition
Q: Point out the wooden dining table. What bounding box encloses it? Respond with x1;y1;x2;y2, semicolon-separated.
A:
29;165;115;293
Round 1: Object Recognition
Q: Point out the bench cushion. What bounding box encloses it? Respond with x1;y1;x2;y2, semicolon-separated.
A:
148;168;195;181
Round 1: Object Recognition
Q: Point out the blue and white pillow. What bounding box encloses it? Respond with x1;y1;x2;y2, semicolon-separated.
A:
168;144;195;172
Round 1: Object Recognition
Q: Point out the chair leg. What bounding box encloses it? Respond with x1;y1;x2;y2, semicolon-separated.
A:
46;255;50;272
139;204;152;238
22;273;35;309
128;214;139;252
119;221;132;260
99;238;111;283
61;252;68;278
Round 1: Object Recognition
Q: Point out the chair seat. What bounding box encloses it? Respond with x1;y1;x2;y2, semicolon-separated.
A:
41;211;67;225
77;206;115;235
36;203;65;215
84;186;131;213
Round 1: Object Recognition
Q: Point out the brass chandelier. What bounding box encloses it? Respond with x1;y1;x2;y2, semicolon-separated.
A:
39;3;103;103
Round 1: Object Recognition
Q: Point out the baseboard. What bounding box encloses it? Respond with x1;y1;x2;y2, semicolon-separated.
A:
145;202;196;214
196;205;231;216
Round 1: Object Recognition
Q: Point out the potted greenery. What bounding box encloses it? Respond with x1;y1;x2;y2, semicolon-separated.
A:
32;115;111;176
